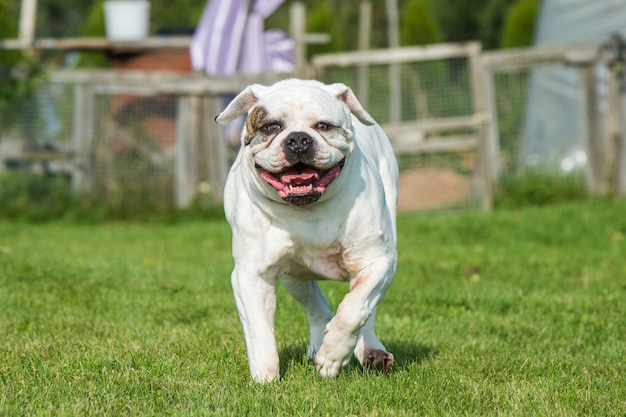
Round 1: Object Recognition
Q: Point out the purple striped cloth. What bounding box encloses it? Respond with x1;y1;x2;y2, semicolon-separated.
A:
190;0;293;75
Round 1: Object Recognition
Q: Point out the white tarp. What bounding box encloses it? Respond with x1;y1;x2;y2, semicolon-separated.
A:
523;0;626;170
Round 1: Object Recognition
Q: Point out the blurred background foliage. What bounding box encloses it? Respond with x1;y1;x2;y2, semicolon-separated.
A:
0;0;539;114
0;0;539;70
1;0;539;54
273;0;538;51
400;0;443;46
0;0;539;99
500;0;539;48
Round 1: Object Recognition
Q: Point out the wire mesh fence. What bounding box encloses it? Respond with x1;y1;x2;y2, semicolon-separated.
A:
480;41;626;205
0;46;487;216
482;44;603;191
491;70;530;174
493;65;590;174
90;92;177;213
314;44;488;213
2;42;625;218
0;81;73;172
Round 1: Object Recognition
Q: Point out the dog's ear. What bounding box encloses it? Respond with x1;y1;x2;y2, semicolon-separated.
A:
323;83;375;126
215;84;270;124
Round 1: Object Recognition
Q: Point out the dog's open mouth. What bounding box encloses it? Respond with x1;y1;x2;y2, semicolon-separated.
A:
257;161;343;206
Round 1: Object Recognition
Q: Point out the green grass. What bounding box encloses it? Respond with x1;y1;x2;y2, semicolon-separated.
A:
1;200;625;416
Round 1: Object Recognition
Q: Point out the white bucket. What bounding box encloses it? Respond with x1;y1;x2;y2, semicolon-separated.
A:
103;1;150;40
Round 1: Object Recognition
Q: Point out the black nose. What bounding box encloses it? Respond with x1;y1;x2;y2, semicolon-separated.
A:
284;131;313;154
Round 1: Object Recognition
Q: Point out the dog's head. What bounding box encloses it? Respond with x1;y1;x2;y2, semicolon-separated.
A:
216;79;375;206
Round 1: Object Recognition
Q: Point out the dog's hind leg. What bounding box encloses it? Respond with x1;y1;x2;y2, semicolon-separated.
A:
354;307;394;371
280;276;332;359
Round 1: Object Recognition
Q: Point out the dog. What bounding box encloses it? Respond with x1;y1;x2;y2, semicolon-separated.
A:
216;79;398;382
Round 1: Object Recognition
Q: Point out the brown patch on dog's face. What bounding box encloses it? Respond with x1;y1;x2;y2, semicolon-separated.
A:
242;91;355;206
244;105;280;146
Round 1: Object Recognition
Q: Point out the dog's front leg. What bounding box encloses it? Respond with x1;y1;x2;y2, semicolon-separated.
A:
231;266;279;383
315;257;395;378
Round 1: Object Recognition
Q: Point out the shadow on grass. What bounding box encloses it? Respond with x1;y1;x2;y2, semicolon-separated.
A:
278;341;436;377
386;341;437;371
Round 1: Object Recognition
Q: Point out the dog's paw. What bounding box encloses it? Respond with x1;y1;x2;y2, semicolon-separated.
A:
250;365;280;384
315;348;351;378
362;349;394;372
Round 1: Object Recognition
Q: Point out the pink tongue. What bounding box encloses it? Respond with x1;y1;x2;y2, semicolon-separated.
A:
281;167;319;185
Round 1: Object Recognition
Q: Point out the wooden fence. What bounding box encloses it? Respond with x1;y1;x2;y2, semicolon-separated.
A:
3;40;626;212
49;70;290;206
312;41;493;211
313;40;626;203
481;42;626;197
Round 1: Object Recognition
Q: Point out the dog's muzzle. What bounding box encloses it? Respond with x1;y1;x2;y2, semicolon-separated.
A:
255;131;345;206
257;160;344;206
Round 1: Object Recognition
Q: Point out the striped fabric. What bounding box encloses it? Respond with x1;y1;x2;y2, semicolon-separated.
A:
190;0;293;75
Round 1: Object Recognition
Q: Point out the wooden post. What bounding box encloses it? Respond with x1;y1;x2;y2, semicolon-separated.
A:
614;80;626;196
468;43;493;212
599;33;626;196
579;64;606;196
175;95;200;207
606;68;619;195
385;0;401;122
290;2;307;78
203;96;228;204
72;83;95;194
357;2;372;108
19;0;37;46
481;66;501;186
176;95;229;207
290;2;331;78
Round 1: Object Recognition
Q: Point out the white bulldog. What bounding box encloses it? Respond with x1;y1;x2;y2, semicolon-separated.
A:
216;79;398;382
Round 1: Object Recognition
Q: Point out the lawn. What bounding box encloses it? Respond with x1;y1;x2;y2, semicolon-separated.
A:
0;200;625;416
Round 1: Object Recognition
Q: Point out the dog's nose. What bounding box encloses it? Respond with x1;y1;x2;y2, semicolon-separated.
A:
284;131;313;154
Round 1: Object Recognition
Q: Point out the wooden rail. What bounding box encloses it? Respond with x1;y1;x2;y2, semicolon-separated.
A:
312;42;482;68
0;36;192;51
481;43;597;70
382;117;482;155
51;69;295;205
50;70;290;95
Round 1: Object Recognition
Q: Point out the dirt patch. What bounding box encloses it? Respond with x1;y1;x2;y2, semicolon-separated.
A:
398;166;471;212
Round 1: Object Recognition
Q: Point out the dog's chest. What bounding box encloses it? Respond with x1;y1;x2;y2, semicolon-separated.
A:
278;241;352;282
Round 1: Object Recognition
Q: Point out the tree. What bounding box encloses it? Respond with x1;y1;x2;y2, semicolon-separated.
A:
0;0;39;131
306;2;341;58
500;0;539;48
400;0;442;46
475;0;511;50
431;0;511;50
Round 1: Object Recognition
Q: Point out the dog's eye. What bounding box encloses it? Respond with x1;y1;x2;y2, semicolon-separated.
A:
263;122;282;133
315;122;331;131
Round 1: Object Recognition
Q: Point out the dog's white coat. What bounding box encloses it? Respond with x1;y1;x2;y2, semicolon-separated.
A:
217;79;398;382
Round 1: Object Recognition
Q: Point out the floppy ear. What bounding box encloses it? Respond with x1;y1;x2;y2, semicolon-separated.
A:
215;84;270;124
322;83;375;126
